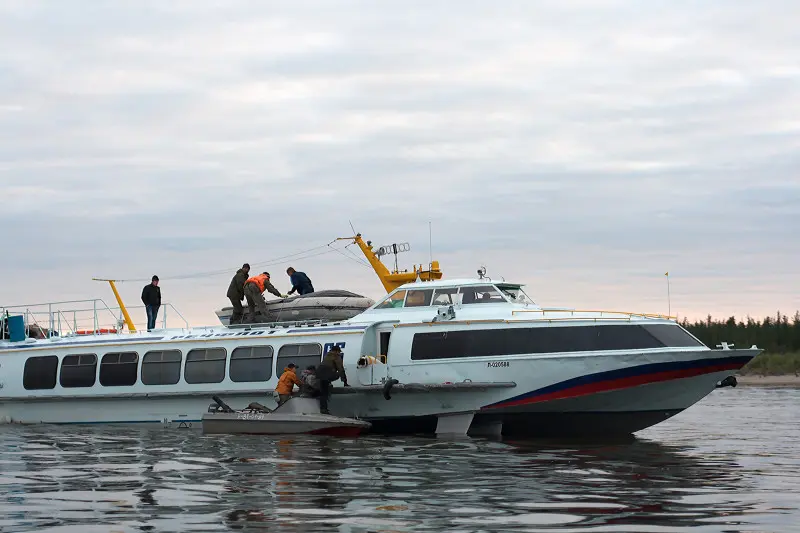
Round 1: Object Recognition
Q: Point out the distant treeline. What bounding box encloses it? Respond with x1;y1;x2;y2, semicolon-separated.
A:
680;311;800;375
680;311;800;353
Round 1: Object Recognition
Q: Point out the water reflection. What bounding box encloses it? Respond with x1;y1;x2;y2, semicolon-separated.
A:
502;439;754;530
1;388;798;532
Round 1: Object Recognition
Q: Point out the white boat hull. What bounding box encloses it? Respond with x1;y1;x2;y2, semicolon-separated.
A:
0;348;756;437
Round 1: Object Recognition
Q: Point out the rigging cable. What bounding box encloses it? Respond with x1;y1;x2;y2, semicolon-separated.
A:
107;241;363;282
328;242;372;269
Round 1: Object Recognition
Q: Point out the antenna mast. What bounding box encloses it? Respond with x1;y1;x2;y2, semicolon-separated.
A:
429;221;433;270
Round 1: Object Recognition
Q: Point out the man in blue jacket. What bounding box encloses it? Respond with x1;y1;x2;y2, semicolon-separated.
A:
286;267;314;296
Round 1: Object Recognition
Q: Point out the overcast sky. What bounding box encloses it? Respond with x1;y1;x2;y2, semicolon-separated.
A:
1;0;798;329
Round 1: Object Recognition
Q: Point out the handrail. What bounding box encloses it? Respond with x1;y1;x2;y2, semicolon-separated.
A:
1;297;116;308
1;300;189;340
511;308;677;320
54;310;77;336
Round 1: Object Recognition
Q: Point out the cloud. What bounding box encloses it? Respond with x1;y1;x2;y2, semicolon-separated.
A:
1;0;798;326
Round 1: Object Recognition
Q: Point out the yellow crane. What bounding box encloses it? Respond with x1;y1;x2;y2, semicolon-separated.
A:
336;233;443;293
92;278;136;332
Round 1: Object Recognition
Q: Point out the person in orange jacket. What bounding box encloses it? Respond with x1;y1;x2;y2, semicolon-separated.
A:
275;363;303;405
243;271;287;323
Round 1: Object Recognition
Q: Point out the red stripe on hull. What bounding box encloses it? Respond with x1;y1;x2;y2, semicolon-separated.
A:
308;426;367;437
489;361;742;409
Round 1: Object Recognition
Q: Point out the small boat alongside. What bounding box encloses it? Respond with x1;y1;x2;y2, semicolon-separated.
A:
202;395;371;436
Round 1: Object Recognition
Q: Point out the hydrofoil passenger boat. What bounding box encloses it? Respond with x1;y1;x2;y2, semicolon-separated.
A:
0;234;760;437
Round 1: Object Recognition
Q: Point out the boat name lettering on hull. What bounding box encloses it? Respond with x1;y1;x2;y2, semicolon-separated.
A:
324;342;346;354
167;333;355;341
236;412;266;421
487;361;510;368
169;331;267;340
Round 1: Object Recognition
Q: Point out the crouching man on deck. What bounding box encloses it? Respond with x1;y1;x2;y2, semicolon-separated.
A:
300;366;320;397
315;345;349;414
275;363;303;406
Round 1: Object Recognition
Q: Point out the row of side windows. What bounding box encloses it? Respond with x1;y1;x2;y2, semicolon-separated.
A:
22;343;322;391
410;324;704;360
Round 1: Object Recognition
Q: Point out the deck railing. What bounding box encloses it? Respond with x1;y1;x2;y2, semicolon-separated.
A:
511;308;677;321
0;299;188;341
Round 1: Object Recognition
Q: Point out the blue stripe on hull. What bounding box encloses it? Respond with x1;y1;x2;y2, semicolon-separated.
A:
486;354;752;409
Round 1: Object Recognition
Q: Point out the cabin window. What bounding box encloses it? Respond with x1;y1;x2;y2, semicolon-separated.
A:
641;324;704;347
432;287;462;306
404;289;433;307
277;343;322;374
410;323;701;360
375;291;406;309
100;352;140;386
23;355;59;390
460;285;505;305
497;285;533;304
185;348;227;384
230;346;274;382
141;350;183;385
60;354;97;388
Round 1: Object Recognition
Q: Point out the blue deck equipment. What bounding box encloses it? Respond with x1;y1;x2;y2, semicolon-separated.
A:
6;314;25;342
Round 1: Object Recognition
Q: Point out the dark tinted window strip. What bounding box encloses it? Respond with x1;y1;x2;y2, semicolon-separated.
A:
411;324;699;360
641;324;705;347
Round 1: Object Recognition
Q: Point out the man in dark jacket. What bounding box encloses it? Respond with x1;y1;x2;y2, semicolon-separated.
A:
315;345;349;414
226;263;250;325
141;275;161;331
286;267;314;296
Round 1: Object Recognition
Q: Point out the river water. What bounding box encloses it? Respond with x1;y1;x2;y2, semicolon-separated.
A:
1;387;798;533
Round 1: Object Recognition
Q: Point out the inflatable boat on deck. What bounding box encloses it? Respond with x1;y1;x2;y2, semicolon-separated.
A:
214;290;375;325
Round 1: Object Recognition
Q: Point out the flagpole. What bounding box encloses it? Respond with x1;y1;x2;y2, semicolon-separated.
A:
665;272;671;318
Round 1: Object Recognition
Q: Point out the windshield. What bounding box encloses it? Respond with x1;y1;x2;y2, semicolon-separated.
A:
460;285;506;304
374;290;406;309
497;285;535;304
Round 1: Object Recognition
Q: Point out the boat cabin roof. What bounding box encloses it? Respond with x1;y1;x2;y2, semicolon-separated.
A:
364;278;536;312
386;278;524;290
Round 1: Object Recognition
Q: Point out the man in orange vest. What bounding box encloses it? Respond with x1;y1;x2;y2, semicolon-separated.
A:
243;271;286;323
